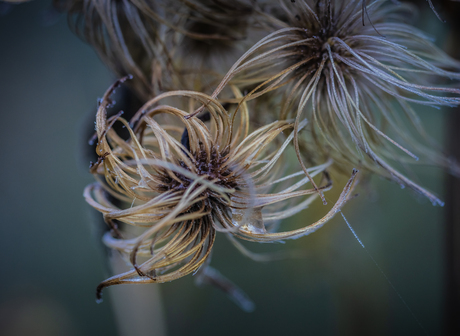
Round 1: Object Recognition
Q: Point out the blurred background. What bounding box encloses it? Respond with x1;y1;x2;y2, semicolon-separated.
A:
0;1;459;335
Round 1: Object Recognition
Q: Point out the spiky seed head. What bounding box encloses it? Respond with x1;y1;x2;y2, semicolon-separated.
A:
208;0;460;206
84;77;358;300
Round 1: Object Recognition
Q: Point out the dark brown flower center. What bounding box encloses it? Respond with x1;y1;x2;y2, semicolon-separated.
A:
158;146;238;203
285;1;359;76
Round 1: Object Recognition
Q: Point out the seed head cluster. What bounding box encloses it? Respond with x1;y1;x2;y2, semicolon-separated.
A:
61;0;460;307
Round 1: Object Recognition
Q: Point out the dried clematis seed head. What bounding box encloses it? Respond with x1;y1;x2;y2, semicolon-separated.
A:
55;0;267;99
84;77;358;302
208;0;460;206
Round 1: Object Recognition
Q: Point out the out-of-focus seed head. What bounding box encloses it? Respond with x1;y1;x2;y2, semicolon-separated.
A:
209;0;460;206
54;0;269;99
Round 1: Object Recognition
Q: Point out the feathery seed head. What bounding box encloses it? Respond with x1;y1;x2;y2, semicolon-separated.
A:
210;0;460;206
55;0;266;99
84;77;358;300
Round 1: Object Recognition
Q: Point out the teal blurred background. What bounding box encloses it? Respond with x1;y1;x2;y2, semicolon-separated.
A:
0;1;456;335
